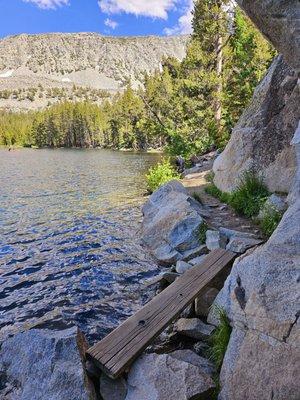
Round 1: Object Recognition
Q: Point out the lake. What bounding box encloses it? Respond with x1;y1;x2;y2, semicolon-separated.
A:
0;148;161;343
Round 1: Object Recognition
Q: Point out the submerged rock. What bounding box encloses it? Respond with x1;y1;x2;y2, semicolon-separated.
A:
141;180;208;265
125;350;215;400
0;327;96;400
175;318;215;340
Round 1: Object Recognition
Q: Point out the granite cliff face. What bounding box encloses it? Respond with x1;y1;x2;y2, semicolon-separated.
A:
212;1;300;398
0;33;188;111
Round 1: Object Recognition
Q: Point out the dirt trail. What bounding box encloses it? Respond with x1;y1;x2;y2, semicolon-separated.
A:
182;166;262;237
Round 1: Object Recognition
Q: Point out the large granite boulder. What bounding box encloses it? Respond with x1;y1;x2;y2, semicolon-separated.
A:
236;0;300;71
141;180;208;265
125;350;215;400
212;129;300;399
213;55;299;193
0;327;96;400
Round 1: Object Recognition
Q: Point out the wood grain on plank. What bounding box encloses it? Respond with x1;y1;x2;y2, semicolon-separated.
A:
86;248;236;378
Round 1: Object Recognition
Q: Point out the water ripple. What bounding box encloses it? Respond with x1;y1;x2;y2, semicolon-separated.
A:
0;149;161;343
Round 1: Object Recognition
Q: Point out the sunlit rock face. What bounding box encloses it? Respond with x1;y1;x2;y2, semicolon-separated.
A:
213;55;299;193
237;0;300;72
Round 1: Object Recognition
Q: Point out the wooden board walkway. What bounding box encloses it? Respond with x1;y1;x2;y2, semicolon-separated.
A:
86;248;236;378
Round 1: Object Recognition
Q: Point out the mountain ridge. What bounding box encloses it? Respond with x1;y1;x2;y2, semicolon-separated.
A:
0;32;189;111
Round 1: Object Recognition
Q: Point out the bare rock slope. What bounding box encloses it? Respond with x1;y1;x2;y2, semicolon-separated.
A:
0;33;188;111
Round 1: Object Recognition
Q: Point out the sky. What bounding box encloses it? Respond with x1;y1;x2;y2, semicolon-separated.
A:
0;0;194;39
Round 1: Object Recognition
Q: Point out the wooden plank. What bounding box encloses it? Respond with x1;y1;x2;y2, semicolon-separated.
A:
86;248;236;378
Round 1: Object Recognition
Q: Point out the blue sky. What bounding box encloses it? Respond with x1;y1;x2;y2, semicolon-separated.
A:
0;0;193;38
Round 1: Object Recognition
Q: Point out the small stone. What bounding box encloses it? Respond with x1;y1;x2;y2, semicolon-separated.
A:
189;254;207;266
176;260;193;274
195;287;219;317
206;230;227;250
181;245;208;261
226;237;263;253
161;271;180;284
100;374;127;400
175;318;215;340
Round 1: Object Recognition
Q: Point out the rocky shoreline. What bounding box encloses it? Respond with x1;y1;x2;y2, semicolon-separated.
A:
0;168;276;400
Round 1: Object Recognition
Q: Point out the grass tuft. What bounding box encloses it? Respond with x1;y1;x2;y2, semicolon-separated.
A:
205;171;269;219
258;207;283;237
229;171;269;218
198;222;208;244
207;307;232;371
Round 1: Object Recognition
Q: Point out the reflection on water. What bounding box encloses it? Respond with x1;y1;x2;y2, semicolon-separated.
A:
0;148;161;343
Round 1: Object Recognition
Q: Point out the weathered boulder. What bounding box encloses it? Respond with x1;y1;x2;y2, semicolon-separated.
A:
212;132;300;399
125;350;215;400
141;180;208;265
175;318;215;340
236;0;300;71
0;327;96;400
213;55;299;193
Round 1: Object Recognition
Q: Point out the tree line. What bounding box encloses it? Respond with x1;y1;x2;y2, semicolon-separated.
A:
0;2;275;158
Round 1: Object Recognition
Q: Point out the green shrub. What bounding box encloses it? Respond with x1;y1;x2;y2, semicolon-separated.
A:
208;307;232;370
198;222;208;244
205;183;231;203
146;158;180;193
229;171;269;217
259;208;283;237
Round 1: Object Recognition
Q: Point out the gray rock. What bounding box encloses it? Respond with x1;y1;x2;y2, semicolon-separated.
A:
219;227;257;239
213;55;299;194
258;193;288;220
236;0;300;71
181;245;208;262
175;318;215;340
176;260;192;274
189;254;207;266
182;165;202;177
142;181;208;265
125;351;215;400
206;230;227;250
161;271;180;284
226;236;263;253
0;327;96;400
195;287;219;317
100;374;127;400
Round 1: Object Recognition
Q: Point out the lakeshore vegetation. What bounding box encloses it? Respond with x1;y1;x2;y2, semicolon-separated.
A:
0;3;274;160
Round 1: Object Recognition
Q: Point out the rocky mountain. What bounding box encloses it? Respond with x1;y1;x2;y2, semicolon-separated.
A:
0;33;188;111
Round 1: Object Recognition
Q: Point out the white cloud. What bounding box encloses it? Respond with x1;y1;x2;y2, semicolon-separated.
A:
22;0;70;9
164;0;193;35
98;0;177;19
104;18;119;29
